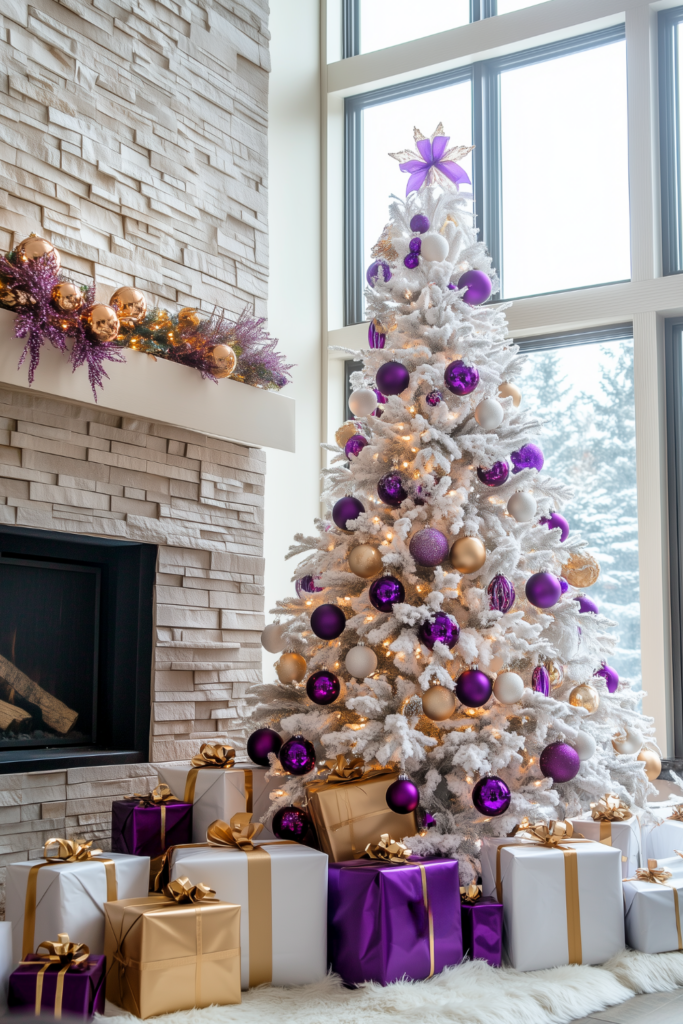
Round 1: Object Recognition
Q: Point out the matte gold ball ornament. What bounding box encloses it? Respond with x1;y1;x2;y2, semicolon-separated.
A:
450;536;486;574
561;551;600;589
637;747;662;781
348;543;383;579
86;304;120;344
335;422;358;448
110;286;147;326
498;381;521;407
16;234;60;268
569;683;600;714
421;684;457;721
276;652;307;684
51;282;83;313
209;344;237;379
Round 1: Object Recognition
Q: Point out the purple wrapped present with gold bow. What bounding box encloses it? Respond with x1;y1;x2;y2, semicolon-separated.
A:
328;836;462;986
8;933;105;1019
111;783;192;860
460;883;503;967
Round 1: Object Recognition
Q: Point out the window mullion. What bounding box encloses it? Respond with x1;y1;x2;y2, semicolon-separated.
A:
660;10;683;276
476;60;503;296
342;0;360;59
344;101;363;326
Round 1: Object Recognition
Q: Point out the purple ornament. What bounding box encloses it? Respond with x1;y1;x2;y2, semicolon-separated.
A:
525;572;562;609
246;727;282;767
426;390;442;407
487;574;515;613
296;574;323;597
409;527;450;566
385;774;419;814
418;613;460;650
332;495;364;531
558;577;569;594
541;512;569;542
376;360;410;396
404;252;420;269
409;238;422;253
279;734;316;776
595;663;619;693
410;214;430;233
444;359;480;396
366;260;391;286
345;434;368;459
369;575;405;612
310;603;346;639
272;805;309;840
377;471;407;507
540;741;580;783
417;808;437;831
368;320;386;349
477;461;509;487
531;665;550;697
575;595;599;614
471;776;511;816
306;670;340;705
511;443;544;474
456;669;493;708
457;270;492;306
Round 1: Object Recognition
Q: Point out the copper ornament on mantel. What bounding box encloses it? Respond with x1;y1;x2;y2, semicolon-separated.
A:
86;303;120;344
209;343;237;379
51;281;83;313
16;234;60;268
110;286;147;326
561;551;600;588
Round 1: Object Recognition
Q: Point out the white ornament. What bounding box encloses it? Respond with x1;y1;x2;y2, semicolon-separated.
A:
420;232;449;262
261;623;286;653
348;388;378;417
507;491;537;523
574;731;596;761
345;645;378;678
474;398;504;430
612;728;644;755
493;671;525;704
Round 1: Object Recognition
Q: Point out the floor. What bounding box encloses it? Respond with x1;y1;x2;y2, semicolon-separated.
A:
572;989;683;1023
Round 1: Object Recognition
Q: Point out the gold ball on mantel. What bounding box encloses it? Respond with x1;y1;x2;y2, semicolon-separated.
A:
51;281;83;313
450;536;486;574
637;747;662;781
569;683;600;714
276;652;307;684
335;422;359;449
16;234;60;268
348;543;383;579
498;381;521;407
561;551;600;589
0;278;33;311
422;684;456;722
86;303;120;344
209;344;237;379
110;286;147;326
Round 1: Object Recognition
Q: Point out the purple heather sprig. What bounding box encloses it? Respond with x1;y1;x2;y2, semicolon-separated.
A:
69;286;127;400
0;250;63;384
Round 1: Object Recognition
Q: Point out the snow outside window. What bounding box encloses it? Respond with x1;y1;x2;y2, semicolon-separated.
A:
358;0;469;54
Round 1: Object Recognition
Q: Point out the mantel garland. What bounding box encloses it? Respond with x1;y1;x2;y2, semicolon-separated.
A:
0;235;294;400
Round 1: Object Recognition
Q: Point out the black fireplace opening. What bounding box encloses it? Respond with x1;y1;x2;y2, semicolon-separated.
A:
0;525;156;773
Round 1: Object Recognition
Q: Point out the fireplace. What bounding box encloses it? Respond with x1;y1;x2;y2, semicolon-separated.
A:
0;525;155;774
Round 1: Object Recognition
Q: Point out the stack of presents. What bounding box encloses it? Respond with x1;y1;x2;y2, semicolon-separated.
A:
4;746;683;1019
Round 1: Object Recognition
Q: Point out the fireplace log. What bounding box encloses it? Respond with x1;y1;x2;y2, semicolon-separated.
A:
0;654;78;734
0;699;31;731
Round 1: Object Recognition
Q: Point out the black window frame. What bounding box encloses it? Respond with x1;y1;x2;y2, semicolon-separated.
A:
659;6;683;277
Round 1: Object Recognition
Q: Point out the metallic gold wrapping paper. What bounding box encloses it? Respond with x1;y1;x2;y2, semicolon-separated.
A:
104;896;240;1019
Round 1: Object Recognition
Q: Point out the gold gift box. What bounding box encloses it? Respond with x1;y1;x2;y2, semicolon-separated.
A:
307;771;417;862
104;895;240;1019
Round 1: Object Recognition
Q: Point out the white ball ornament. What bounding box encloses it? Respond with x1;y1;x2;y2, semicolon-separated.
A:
348;388;378;417
573;731;596;761
493;671;525;705
420;232;449;262
261;623;286;653
612;728;644;755
507;491;537;523
474;398;504;430
345;645;378;678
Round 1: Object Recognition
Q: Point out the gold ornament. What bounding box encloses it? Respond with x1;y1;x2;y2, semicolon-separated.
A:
110;286;147;326
421;684;456;722
561;551;600;589
51;282;83;313
86;304;120;344
16;234;60;268
0;278;33;310
401;695;423;717
276;652;307;684
348;543;383;579
637;747;662;781
547;662;563;686
569;683;600;714
335;422;358;448
209;343;237;379
498;381;521;407
450;536;486;574
177;307;203;330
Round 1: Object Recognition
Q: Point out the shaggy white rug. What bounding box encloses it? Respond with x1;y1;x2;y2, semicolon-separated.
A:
99;949;683;1024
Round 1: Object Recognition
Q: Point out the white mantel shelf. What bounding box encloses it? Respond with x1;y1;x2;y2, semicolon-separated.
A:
0;309;295;452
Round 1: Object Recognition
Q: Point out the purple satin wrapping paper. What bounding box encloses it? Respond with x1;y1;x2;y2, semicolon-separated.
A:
461;897;503;967
8;954;106;1019
328;857;462;986
111;799;192;859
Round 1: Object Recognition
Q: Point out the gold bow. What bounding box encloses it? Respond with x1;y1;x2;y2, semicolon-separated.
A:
191;743;236;769
364;834;411;864
460;882;482;904
35;933;90;968
668;805;683;822
42;838;103;862
128;782;179;806
324;754;366;783
162;877;218;904
591;794;633;822
508;820;581;845
207;813;264;851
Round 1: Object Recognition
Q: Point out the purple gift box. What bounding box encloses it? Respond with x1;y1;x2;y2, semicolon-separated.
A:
328;857;463;986
111;798;192;859
461;896;503;967
8;954;106;1019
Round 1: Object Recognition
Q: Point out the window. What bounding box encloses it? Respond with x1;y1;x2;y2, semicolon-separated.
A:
660;7;683;275
496;0;546;13
356;0;469;55
666;319;683;751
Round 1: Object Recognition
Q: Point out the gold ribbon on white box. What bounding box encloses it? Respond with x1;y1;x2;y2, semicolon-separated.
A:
183;744;253;815
625;860;683;950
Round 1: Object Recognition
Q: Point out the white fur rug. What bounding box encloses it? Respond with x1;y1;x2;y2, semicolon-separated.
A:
99;949;683;1024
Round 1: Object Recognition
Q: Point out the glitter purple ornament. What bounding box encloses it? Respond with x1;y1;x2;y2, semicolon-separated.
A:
540;742;580;783
471;776;511;816
272;805;309;841
279;734;316;776
531;665;550;697
246;727;282;766
409;237;422;253
511;443;544;474
345;434;368;459
426;390;442;407
487;574;515;613
541;511;569;541
595;663;619;693
477;461;509;487
575;595;599;614
296;574;323;597
368;320;386;349
376;360;410;396
310;603;346;640
404;252;420;269
332;495;364;531
525;572;562;609
558;577;569;594
410;214;430;233
366;260;391;286
369;575;405;612
444;359;479;396
306;670;340;705
418;613;460;650
385;774;419;814
377;471;407;507
457;270;492;306
409;527;450;567
456;669;493;708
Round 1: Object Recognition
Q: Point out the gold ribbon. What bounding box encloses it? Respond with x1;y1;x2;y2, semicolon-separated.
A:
163;877;218;904
207;813;264;850
322;755;366;783
460;882;482;904
22;840;117;960
183;744;252;814
419;865;435;979
591;794;632;845
364;834;411;864
125;783;182;851
668;805;683;822
626;859;682;950
20;934;91;1018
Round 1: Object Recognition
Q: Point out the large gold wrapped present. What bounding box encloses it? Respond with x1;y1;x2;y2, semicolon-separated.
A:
307;758;417;862
104;888;240;1019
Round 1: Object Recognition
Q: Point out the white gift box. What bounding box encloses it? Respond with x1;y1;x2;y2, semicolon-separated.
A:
642;807;683;861
624;857;683;953
567;813;642;877
157;761;274;843
170;841;327;989
5;851;149;964
480;836;625;972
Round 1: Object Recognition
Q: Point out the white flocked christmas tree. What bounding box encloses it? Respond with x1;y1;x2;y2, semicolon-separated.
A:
249;124;657;881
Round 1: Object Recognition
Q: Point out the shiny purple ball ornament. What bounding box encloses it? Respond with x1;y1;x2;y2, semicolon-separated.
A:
444;359;480;396
377;471;407;507
368;320;386;349
306;670;340;705
366;260;391;286
525;572;562;609
296;574;323;597
246;727;282;767
410;214;430;233
540;741;580;783
385;774;419;814
595;663;619;693
310;603;346;640
279;734;316;776
371;389;387;417
376;361;410;396
487;574;515;613
477;461;509;487
369;575;405;612
409;527;450;566
426;390;442;407
471;775;511;816
332;495;364;531
418;613;460;650
531;665;550;697
456;669;493;708
511;443;544;473
541;512;569;542
458;270;492;306
558;577;569;594
345;434;368;459
272;805;309;841
575;595;599;614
